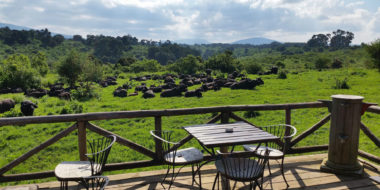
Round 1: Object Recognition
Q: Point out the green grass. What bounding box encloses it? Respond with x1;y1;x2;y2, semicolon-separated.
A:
1;68;380;186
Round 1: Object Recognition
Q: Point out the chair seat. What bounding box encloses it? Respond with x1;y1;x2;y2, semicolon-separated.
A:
165;147;203;164
215;158;262;181
55;161;99;180
243;145;284;158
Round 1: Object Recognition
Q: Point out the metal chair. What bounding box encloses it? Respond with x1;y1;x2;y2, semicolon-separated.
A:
80;176;109;190
150;130;203;189
243;124;297;187
212;149;270;190
55;135;117;190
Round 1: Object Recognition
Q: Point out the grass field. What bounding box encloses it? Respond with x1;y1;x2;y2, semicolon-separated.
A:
1;68;380;185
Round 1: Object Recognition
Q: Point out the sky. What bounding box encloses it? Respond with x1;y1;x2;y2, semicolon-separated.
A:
0;0;379;44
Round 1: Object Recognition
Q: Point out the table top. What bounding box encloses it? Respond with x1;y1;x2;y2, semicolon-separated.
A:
183;121;280;148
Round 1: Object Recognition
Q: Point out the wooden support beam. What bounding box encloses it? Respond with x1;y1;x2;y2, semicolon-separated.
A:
206;113;221;124
77;121;87;161
86;122;156;159
360;122;380;148
0;123;77;175
0;171;55;182
229;113;258;127
358;150;380;164
290;114;331;147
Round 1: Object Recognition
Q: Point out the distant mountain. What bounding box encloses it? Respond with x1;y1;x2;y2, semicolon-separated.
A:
232;37;277;45
0;22;72;39
174;38;210;45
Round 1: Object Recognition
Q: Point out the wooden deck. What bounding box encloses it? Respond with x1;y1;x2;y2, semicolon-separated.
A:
4;154;380;190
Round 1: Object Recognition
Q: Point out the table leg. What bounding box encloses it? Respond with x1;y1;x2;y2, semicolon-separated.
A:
220;146;229;189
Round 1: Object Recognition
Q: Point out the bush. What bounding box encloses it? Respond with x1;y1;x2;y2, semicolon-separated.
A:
72;84;100;101
278;71;287;79
31;51;48;76
60;101;84;114
244;111;261;118
245;62;263;74
364;39;380;71
331;59;343;69
205;50;241;73
314;57;330;70
333;78;350;89
58;51;83;87
129;59;161;73
167;55;202;74
0;54;41;89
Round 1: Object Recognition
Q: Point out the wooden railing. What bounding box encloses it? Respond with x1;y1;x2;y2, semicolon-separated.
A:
0;101;379;182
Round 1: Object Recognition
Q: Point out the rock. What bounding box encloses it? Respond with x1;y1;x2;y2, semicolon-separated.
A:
185;89;202;98
143;90;155;99
113;88;128;97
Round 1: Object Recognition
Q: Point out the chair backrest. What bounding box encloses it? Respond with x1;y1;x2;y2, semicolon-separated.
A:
86;135;117;175
81;176;109;190
150;130;179;163
216;149;270;181
260;124;297;153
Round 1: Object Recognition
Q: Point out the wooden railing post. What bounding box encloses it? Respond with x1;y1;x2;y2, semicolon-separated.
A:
77;121;87;161
220;111;230;153
321;95;364;175
154;116;163;161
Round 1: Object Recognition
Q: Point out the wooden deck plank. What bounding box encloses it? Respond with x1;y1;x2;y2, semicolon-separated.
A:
4;154;380;190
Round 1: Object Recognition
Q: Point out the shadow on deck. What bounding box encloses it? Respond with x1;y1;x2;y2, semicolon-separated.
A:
4;154;380;190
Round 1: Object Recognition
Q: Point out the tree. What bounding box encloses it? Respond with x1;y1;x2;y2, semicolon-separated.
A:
244;62;263;74
129;59;161;73
58;51;83;87
330;29;354;49
314;57;330;70
364;39;380;71
31;51;48;76
205;50;241;73
0;54;40;89
168;55;202;74
307;34;330;48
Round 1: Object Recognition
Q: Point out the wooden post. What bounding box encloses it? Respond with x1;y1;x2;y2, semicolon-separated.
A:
321;95;364;175
220;112;230;153
154;116;163;161
77;121;87;161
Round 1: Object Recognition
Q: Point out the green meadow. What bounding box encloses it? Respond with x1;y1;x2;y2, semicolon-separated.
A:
1;68;379;185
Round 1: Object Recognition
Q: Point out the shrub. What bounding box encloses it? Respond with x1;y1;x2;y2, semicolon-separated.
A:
167;55;202;74
333;78;350;89
72;84;100;101
0;54;41;89
331;59;343;69
244;111;261;118
245;62;263;74
364;39;380;71
205;50;241;73
31;51;48;76
314;57;330;70
58;50;83;87
277;71;287;79
275;61;285;68
130;59;161;73
60;101;84;114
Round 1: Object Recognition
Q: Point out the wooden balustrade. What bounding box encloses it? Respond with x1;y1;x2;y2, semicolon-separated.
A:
0;101;379;183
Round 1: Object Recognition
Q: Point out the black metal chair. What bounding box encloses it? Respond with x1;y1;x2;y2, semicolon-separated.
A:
213;149;270;190
150;130;204;189
80;176;109;190
55;135;116;190
243;124;297;187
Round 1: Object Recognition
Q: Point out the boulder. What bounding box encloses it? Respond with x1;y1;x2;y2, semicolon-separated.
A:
113;88;128;97
143;90;155;99
185;89;202;98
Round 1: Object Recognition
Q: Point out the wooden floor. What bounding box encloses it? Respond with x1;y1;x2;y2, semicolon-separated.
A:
4;154;380;190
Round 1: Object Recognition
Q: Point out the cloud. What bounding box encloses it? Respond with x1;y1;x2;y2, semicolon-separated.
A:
0;0;379;43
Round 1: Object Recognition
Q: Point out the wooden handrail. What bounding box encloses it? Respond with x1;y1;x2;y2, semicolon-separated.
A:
367;105;380;114
0;102;325;127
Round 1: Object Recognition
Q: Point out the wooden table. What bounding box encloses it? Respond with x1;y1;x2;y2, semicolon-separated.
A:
183;121;280;155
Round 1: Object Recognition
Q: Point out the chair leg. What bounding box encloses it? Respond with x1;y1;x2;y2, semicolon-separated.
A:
192;164;195;186
212;172;219;190
161;165;171;188
60;180;68;190
267;161;272;175
281;157;289;188
197;163;202;189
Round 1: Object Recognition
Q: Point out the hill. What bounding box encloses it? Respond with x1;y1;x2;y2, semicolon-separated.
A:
232;37;277;45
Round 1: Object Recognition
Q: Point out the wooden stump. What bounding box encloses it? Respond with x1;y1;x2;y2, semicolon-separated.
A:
320;94;364;175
